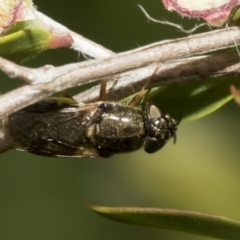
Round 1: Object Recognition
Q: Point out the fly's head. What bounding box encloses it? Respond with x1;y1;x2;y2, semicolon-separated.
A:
144;102;180;153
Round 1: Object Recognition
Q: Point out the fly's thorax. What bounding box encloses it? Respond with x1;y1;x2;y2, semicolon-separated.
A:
85;102;146;157
143;102;178;153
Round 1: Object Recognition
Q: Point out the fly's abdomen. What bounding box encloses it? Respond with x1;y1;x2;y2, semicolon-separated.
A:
4;101;95;156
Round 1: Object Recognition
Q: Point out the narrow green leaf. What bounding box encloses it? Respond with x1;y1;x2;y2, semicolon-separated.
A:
125;76;240;122
87;203;240;240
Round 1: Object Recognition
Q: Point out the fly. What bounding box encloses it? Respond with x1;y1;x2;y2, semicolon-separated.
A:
3;69;180;158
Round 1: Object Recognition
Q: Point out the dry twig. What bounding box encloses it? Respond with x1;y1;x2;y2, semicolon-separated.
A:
1;12;240;152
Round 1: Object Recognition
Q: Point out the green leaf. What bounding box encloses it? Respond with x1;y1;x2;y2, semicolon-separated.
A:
0;29;51;62
87;203;240;240
123;76;239;122
229;6;240;26
0;28;72;62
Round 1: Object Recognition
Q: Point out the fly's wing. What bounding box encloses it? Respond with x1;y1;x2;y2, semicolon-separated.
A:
5;99;100;157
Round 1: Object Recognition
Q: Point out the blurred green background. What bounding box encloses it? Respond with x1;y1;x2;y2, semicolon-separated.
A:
0;0;240;240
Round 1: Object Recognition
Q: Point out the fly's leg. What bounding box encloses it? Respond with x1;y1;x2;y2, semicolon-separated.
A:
127;66;160;107
99;80;107;101
99;75;120;101
86;80;108;124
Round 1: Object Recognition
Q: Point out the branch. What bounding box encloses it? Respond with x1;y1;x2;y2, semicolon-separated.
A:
76;53;240;103
0;27;240;119
34;11;114;58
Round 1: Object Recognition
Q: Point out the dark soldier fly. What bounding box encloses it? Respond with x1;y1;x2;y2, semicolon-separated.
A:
3;70;179;158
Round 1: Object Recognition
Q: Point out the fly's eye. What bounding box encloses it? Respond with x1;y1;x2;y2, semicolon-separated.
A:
144;102;178;153
144;137;166;153
149;104;161;119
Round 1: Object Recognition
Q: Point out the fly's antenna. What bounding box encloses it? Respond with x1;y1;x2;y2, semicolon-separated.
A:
173;116;181;144
176;116;182;126
173;132;177;144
